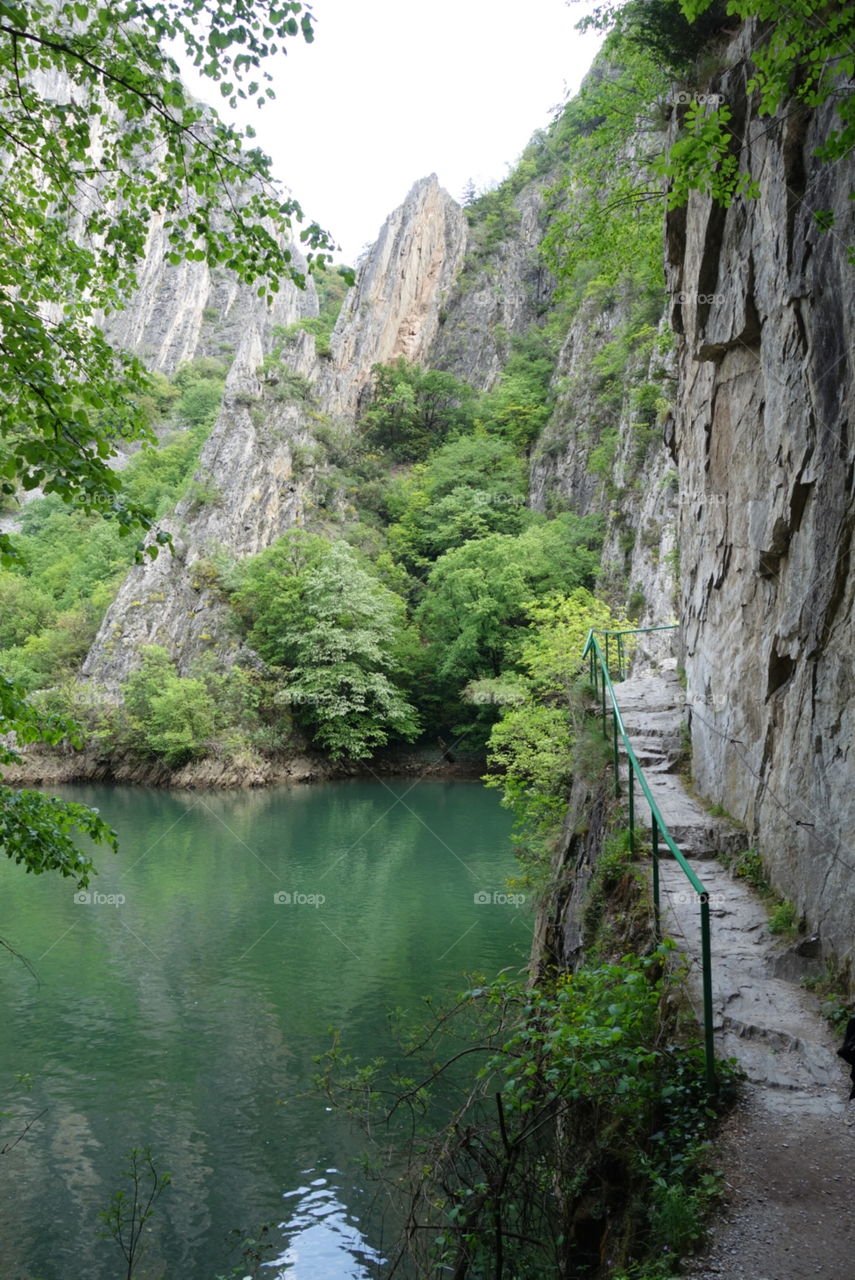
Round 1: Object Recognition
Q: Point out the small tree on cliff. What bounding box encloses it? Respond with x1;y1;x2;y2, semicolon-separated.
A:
275;542;420;760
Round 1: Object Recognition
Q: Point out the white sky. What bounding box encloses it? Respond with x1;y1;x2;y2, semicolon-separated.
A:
180;0;605;264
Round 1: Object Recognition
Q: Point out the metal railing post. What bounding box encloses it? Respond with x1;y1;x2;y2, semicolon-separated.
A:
585;623;717;1092
651;816;660;939
700;892;717;1093
628;763;635;853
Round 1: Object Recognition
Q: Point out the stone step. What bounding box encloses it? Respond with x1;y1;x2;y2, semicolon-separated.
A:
629;772;744;859
619;744;680;771
617;709;683;737
609;670;685;715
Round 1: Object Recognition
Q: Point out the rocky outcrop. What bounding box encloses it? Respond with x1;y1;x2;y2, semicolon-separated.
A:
432;183;553;389
82;325;321;684
667;24;855;972
321;176;468;419
105;235;315;376
529;291;679;638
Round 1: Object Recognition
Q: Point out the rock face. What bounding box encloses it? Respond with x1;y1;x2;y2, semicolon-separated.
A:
529;293;679;644
321;175;468;420
105;226;315;376
83;176;470;684
432;183;553;389
82;326;320;684
666;24;855;970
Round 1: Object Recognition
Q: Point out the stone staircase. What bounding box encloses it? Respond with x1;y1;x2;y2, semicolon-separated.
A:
611;660;847;1111
615;663;744;860
605;655;854;1279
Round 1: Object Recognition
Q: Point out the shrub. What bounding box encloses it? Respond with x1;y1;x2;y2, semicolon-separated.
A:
121;646;218;766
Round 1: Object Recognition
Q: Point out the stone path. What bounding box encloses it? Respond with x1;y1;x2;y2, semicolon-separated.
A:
611;662;854;1279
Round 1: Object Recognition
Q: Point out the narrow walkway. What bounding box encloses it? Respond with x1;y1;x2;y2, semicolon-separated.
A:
613;662;854;1279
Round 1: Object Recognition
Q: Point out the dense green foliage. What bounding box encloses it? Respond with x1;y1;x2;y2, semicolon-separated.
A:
0;672;117;886
360;358;477;461
270;542;420;759
485;590;622;855
232;537;420;759
320;932;736;1278
121;647;219;767
0;361;220;692
385;434;529;571
415;516;603;723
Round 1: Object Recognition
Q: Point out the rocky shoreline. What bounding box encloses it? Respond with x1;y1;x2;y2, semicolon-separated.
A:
1;745;488;790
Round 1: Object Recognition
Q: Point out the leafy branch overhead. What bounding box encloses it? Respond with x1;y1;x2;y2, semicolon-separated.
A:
0;672;116;885
0;0;339;568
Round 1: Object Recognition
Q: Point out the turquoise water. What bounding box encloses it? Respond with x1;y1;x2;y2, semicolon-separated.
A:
0;779;530;1278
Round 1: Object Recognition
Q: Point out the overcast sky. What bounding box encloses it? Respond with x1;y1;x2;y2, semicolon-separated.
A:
181;0;605;264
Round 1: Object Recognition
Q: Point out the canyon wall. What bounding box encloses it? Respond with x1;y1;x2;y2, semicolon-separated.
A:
667;24;855;970
83;176;468;685
78;36;855;971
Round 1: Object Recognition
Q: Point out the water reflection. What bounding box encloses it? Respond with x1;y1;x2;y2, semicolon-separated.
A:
271;1170;385;1279
0;779;527;1278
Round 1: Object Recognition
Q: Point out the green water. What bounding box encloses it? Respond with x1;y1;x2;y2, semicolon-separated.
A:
0;779;529;1279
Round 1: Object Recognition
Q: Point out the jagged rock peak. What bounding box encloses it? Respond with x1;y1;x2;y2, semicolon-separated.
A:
322;175;468;419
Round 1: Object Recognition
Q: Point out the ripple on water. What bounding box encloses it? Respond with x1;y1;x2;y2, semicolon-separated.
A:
272;1171;386;1278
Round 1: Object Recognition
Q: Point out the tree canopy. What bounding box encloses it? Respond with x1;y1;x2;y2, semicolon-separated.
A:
360;358;477;461
233;539;420;759
0;1;340;566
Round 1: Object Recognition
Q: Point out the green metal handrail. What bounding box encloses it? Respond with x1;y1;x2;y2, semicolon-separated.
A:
581;625;717;1093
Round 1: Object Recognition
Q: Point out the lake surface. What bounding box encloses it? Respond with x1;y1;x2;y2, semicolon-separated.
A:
0;779;530;1279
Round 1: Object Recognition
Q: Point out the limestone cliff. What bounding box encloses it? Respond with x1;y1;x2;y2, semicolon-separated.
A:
431;183;553;389
667;23;855;971
105;233;314;377
82;176;469;685
83;150;676;689
322;175;468;419
81;325;320;685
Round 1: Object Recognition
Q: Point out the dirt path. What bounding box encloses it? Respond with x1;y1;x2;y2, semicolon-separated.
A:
614;664;855;1280
681;1095;854;1279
